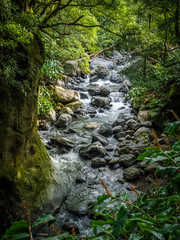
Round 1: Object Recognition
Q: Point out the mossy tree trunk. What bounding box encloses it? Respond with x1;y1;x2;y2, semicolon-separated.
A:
0;34;54;232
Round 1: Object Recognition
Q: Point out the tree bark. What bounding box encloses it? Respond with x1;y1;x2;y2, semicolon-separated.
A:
175;0;180;46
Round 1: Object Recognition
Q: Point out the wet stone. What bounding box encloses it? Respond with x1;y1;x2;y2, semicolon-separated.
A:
123;167;140;180
98;123;113;137
119;154;136;168
91;157;106;168
92;133;109;146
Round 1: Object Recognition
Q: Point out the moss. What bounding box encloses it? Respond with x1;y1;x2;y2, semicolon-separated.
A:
65;101;82;111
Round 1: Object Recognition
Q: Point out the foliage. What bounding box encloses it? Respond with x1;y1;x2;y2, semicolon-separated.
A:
37;86;54;119
88;134;180;239
41;57;64;83
1;213;56;240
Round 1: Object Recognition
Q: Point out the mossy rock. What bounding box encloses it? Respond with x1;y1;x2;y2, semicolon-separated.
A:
65;101;82;111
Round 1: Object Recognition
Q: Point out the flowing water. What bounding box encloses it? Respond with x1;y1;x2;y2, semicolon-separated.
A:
39;53;137;235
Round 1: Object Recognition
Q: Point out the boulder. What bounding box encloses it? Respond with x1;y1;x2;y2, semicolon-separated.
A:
100;86;110;97
47;109;57;122
65;101;82;112
119;154;136;167
64;60;81;77
59;107;74;115
123;167;140;180
90;58;114;70
88;88;100;96
134;127;153;140
144;163;159;174
79;141;106;159
98;123;113;137
90;65;109;77
112;125;123;134
92;133;109;146
52;137;76;148
138;110;150;122
84;122;99;129
50;86;80;103
91;96;111;108
55;113;72;127
127;119;139;131
118;146;134;154
91;158;106;168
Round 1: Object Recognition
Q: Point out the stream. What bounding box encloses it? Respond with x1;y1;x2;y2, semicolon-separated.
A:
39;52;141;235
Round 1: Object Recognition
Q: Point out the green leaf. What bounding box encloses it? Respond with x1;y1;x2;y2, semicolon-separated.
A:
2;233;29;240
90;220;112;227
97;193;109;203
138;223;165;240
32;213;55;228
3;220;28;236
113;205;128;237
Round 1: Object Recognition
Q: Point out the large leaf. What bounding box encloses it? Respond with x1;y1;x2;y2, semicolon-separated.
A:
138;222;165;240
128;233;143;240
2;233;29;240
113;205;128;237
3;220;28;236
32;213;56;228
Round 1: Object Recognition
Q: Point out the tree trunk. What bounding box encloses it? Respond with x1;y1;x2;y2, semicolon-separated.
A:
175;0;180;46
0;35;54;232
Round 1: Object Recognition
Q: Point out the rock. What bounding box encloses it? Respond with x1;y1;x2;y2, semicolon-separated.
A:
64;60;80;77
55;113;72;127
91;96;111;108
123;80;131;89
123;167;140;180
118;146;134;154
108;159;119;165
62;222;80;234
91;157;106;168
117;178;125;184
113;117;126;127
47;109;57;122
59;107;74;115
79;141;106;159
134;127;153;140
98;123;113;137
50;86;80;103
80;92;89;99
76;177;86;184
90;58;114;70
125;130;134;136
110;71;122;83
92;133;109;146
52;137;76;148
141;121;152;128
127;119;139;131
84;122;99;129
88;88;100;96
89;75;99;82
119;154;136;167
138;110;150;122
100;86;110;96
144;163;159;174
135;132;150;147
90;65;109;77
38;120;50;131
112;125;123;134
65;101;82;111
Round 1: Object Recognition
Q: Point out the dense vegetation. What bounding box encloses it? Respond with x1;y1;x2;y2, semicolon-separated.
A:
0;0;180;239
